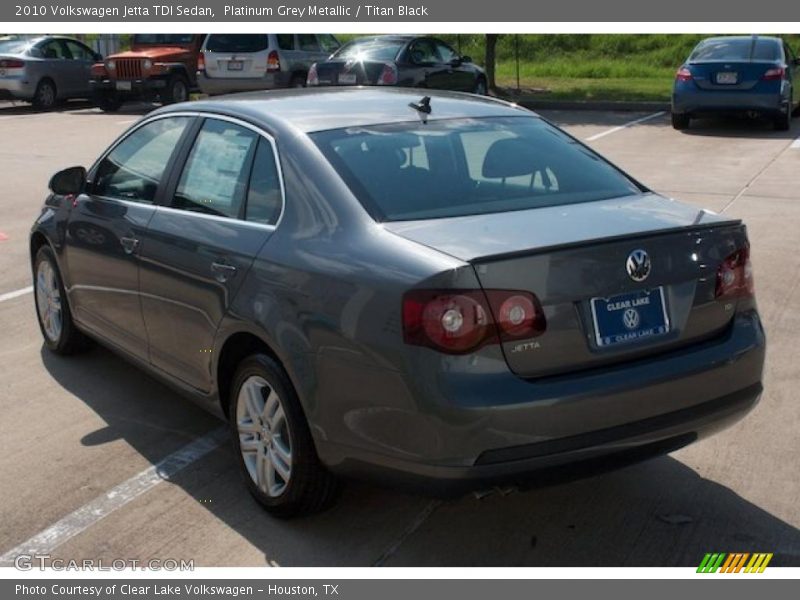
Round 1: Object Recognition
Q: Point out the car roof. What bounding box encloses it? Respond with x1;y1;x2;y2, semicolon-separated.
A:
161;87;534;134
696;35;782;45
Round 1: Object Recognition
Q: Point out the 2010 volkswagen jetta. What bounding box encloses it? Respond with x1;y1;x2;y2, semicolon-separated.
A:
30;88;765;517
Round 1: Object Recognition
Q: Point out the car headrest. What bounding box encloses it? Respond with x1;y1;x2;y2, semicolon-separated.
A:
482;138;539;179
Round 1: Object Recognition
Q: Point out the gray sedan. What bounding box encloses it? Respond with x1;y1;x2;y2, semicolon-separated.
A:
30;89;765;517
0;36;99;109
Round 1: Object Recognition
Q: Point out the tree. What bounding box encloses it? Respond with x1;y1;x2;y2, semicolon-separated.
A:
485;34;500;92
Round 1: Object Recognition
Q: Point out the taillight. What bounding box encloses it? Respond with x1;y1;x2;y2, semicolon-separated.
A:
307;63;319;86
716;247;754;300
762;66;785;81
675;67;693;82
267;50;280;72
197;51;205;71
403;289;546;354
0;59;25;69
377;63;398;85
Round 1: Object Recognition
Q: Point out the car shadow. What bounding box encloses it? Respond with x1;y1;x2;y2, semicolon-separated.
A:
0;100;159;117
40;344;800;567
679;115;799;140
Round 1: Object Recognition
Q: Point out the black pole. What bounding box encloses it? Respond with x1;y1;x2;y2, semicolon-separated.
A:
515;35;520;92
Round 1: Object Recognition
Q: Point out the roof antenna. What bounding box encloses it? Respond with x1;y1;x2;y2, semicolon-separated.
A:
408;96;432;115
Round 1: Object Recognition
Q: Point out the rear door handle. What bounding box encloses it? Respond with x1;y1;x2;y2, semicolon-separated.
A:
120;236;140;255
211;261;237;282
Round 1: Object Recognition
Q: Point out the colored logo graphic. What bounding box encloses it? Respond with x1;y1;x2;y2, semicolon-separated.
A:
697;552;773;573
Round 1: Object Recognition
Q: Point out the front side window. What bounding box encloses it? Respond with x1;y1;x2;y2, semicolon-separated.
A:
93;117;189;204
64;40;93;61
172;119;259;218
435;42;458;63
407;39;439;64
313;117;641;222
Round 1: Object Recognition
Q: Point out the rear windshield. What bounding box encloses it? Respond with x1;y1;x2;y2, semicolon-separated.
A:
133;34;195;45
313;117;641;222
0;39;33;54
332;39;405;62
205;34;269;53
689;38;780;62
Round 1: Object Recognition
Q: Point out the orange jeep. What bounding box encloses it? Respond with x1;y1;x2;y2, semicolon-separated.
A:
90;34;206;111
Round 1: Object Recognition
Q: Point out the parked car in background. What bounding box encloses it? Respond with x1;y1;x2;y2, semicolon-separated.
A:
198;33;340;95
672;35;800;130
307;35;487;94
0;35;99;109
90;34;206;111
32;89;764;516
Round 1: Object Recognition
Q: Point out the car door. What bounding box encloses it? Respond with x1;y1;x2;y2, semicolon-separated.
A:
64;116;193;360
137;116;283;391
63;39;97;97
434;40;474;91
34;39;72;96
407;38;452;90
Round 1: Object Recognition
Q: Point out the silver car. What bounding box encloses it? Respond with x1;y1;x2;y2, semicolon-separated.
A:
197;33;340;95
0;36;99;109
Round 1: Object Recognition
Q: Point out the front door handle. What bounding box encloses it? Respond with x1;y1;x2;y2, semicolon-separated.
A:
211;261;237;283
120;236;139;255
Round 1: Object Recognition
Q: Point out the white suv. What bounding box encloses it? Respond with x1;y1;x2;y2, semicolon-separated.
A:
198;33;340;95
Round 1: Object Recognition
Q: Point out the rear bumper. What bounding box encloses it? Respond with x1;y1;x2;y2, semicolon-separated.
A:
319;310;765;493
0;76;35;100
197;71;291;95
672;88;788;116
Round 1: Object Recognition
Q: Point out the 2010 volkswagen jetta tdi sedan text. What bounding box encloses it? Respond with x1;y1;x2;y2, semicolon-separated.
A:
30;89;765;517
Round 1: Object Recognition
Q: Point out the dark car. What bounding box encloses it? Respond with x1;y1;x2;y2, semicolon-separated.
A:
307;35;487;94
672;35;800;130
32;89;764;517
0;35;100;109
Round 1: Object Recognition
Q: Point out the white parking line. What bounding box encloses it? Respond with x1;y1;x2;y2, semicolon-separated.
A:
585;111;666;142
0;286;33;303
0;427;227;565
791;136;800;149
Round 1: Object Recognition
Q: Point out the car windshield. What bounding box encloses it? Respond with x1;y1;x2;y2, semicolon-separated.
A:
313;116;641;222
0;39;34;54
133;34;195;45
206;34;269;53
332;39;404;62
689;38;780;62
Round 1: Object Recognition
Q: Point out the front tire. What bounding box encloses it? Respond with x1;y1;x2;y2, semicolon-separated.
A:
32;79;57;110
162;74;190;105
92;91;123;112
229;354;338;517
33;246;91;355
289;74;306;88
671;112;690;130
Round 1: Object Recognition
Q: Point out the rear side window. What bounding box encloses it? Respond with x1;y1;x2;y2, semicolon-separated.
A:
276;34;294;51
173;119;259;218
93;117;189;204
297;35;319;52
317;34;340;54
246;139;282;225
206;34;269;54
333;39;404;62
312;116;641;222
689;38;780;62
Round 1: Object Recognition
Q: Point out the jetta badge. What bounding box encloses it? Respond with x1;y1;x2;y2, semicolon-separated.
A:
626;249;651;282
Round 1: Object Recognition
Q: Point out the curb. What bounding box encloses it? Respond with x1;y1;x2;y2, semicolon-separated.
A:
506;98;670;112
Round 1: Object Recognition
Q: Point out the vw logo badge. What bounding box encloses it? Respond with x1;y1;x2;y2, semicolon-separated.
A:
623;308;640;330
626;249;651;282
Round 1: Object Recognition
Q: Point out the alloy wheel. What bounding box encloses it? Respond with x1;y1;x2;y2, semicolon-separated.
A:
236;375;293;497
35;260;62;342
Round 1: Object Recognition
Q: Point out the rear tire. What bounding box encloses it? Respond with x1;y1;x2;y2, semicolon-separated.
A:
162;74;190;105
229;354;339;518
92;91;123;112
289;74;306;88
774;108;791;131
671;112;690;130
473;77;488;95
33;246;91;355
32;79;57;110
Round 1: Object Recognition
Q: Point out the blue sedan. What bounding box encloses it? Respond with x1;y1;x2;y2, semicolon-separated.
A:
672;35;800;130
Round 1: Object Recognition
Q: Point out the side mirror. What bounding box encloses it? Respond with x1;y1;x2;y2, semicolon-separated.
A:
448;57;463;67
462;55;472;63
49;166;86;196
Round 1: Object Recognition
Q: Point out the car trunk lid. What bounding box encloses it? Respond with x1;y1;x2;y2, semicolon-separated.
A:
687;61;779;91
314;59;387;85
385;193;747;377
